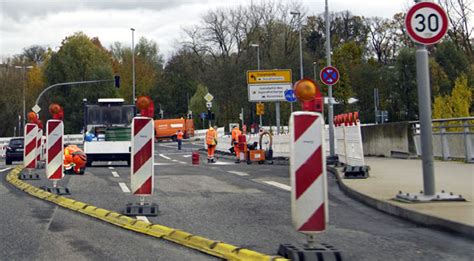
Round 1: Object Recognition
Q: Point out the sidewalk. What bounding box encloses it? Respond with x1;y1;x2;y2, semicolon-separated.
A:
333;157;474;238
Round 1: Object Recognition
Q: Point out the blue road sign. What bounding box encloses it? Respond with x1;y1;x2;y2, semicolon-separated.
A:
320;66;340;85
200;112;208;119
284;89;297;102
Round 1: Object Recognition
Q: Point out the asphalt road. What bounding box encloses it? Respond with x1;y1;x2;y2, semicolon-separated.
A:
0;141;473;260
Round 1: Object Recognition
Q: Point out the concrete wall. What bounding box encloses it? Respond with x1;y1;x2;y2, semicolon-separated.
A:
361;122;416;157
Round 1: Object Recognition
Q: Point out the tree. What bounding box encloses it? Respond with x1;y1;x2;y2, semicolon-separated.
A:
433;74;473;125
44;32;117;133
189;84;210;128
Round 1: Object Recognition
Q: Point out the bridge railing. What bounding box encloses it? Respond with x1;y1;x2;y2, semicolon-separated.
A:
411;117;474;163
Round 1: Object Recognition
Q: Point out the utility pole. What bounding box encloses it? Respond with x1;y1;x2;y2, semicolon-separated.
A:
250;43;263;129
131;28;136;103
14;65;33;134
325;0;336;161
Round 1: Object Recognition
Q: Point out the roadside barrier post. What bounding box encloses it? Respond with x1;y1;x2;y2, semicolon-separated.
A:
36;129;44;168
20;123;40;180
278;111;341;260
124;116;158;216
342;112;370;179
41;119;70;195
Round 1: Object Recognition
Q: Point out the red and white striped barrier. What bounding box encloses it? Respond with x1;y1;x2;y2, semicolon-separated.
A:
24;123;38;169
46;120;64;180
131;117;154;195
36;128;43;163
289;111;328;233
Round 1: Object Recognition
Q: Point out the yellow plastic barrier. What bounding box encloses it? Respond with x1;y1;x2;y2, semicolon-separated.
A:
5;166;287;261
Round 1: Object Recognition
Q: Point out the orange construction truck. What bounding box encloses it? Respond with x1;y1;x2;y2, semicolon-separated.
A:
154;118;194;141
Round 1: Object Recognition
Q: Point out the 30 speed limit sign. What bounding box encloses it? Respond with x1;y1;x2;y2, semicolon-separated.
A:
405;2;448;45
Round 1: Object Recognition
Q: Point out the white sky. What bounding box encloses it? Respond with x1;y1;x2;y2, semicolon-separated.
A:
0;0;432;61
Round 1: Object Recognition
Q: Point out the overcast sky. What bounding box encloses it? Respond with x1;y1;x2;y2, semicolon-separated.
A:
0;0;423;61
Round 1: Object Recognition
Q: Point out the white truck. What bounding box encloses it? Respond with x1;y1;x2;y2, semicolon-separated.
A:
83;98;135;166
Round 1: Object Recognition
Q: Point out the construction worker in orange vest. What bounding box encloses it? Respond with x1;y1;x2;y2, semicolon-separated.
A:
231;125;241;163
176;130;184;150
206;126;218;163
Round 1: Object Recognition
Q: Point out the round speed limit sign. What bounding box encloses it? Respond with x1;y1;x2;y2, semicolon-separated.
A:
405;2;448;45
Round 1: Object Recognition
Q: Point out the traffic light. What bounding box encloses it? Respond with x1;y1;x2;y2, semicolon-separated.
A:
256;103;264;115
114;75;120;88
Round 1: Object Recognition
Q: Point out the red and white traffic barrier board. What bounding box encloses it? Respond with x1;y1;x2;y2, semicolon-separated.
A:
46;120;64;180
289;111;328;233
131;117;154;195
24;123;38;169
36;128;43;163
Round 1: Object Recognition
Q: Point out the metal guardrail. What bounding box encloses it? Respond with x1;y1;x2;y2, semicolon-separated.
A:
411;117;474;162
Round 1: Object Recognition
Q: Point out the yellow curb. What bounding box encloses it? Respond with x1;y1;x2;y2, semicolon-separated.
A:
5;166;287;261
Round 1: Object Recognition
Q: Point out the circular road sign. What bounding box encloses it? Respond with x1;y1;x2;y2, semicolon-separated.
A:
284;89;297;102
405;2;448;45
320;66;339;86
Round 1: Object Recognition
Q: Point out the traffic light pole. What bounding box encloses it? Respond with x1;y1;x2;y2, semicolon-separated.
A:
325;0;337;164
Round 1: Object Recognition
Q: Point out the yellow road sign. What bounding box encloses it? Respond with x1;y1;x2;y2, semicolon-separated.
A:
247;69;292;84
256;103;264;115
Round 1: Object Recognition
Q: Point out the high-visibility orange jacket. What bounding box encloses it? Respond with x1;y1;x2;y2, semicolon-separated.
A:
231;127;241;143
177;131;184;140
206;128;217;145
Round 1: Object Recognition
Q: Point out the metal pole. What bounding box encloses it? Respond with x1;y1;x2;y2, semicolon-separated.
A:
276;102;281;134
416;45;436;196
257;46;263;129
374;88;378;124
325;0;335;158
241;107;244;129
131;28;136;103
298;15;304;80
22;67;26;134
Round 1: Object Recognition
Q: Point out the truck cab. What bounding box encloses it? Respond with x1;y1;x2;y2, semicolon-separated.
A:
83;98;134;166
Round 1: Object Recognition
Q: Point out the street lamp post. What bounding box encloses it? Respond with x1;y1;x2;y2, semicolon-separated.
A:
131;28;136;103
250;43;263;129
313;62;317;81
325;0;337;163
14;65;33;135
290;11;303;80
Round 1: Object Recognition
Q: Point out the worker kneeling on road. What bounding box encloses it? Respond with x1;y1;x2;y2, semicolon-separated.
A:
64;144;87;174
231;125;241;163
177;129;184;150
206;126;218;163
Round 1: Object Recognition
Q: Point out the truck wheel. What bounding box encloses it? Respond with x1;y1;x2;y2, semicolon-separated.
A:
86;157;93;167
171;135;177;142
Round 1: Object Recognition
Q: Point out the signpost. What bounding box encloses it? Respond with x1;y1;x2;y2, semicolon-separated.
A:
204;93;214;127
395;1;463;203
247;69;292;134
320;66;339;86
405;1;448;45
284;89;297;103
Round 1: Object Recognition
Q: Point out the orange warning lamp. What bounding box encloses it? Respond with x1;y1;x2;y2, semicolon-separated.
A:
27;112;37;123
294;79;318;102
136;96;151;111
49;103;61;115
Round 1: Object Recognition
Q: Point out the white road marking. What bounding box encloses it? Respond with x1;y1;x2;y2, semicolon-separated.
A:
262;181;291;191
182;155;192;158
178;161;187;164
0;168;12;172
119;182;131;193
153;163;172;166
158;143;179;149
108;166;114;170
211;161;235;165
136;216;150;223
111;171;120;177
159;154;171;160
108;161;112;165
172;159;178;162
227;171;249;176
